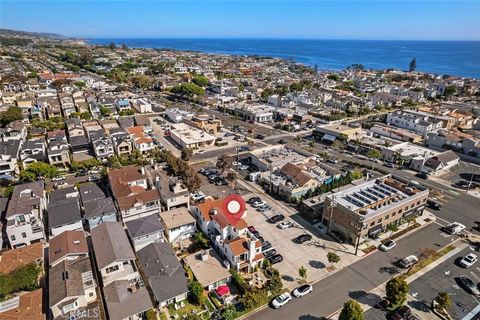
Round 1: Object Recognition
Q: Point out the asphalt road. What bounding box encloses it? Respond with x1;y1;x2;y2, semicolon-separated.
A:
248;223;453;320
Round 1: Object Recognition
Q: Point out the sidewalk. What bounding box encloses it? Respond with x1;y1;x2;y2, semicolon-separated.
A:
329;242;467;320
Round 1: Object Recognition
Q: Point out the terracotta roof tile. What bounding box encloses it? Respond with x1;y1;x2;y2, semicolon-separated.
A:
0;242;44;274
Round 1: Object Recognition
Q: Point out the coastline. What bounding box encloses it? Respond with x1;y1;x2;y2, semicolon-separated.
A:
87;38;480;78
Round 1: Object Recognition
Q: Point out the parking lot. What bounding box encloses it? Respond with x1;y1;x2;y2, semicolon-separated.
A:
241;191;351;289
437;160;480;188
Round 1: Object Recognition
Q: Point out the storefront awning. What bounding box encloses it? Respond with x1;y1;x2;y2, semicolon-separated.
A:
368;224;382;237
322;134;337;142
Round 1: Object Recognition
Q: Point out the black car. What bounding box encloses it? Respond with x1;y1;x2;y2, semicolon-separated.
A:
415;172;428;180
294;234;312;244
427;199;442;210
264;249;277;258
257;236;265;243
76;170;87;177
267;214;285;224
247;196;261;204
456;276;480;295
278;139;287;144
262;241;272;251
251;230;261;238
239;146;250;152
268;254;283;264
215;179;228;186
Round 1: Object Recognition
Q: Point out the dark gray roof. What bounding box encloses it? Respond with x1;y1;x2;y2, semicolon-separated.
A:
126;214;164;239
48;198;82;228
49;186;78;202
84;197;117;219
49;257;92;307
69;135;89;147
79;183;107;203
103;280;152;320
117;117;135;128
137;242;188;304
91;222;135;269
6;181;44;218
0;139;21;157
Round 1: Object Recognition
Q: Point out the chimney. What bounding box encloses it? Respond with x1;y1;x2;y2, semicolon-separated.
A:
200;250;209;261
140;166;145;175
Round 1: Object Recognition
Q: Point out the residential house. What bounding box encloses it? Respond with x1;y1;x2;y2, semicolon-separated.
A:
125;214;164;251
5;181;47;248
79;183;117;230
0;289;45;320
184;249;231;291
137;242;189;307
108;166;162;222
111;129;133;157
132;98;152;113
20;139;46;168
65;118;86;138
48;230;89;267
47;140;70;170
59;93;76;118
2;120;27;141
0;242;44;274
102;280;152;320
149;169;190;211
90;130;115;161
48;187;83;238
159;207;196;244
49;257;97;319
191;198;263;272
91;221;140;286
415;150;460;176
0;139;21;177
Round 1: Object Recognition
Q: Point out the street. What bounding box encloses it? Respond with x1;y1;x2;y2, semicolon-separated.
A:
248;223;454;320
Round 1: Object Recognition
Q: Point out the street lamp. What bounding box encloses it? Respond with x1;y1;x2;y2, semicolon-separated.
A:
354;221;365;256
326;194;337;234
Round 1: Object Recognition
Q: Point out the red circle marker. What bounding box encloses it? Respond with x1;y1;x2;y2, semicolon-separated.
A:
222;194;246;224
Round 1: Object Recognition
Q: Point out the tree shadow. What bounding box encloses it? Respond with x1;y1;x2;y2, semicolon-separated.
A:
378;266;399;275
308;260;326;269
348;291;382;307
349;290;367;300
282;275;295;282
407;300;431;313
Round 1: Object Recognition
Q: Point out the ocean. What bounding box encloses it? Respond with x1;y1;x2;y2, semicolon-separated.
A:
88;38;480;78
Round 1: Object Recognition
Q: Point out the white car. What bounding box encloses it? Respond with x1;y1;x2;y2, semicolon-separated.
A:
51;176;65;182
459;253;478;268
379;240;396;252
277;220;294;229
253;200;267;208
444;222;466;235
88;168;101;174
54;182;69;189
190;191;205;202
271;292;292;309
398;255;418;268
292;284;313;298
87;176;99;182
195;150;206;155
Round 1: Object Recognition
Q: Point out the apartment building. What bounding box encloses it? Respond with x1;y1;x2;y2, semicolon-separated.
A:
5;181;47;248
386;110;444;137
323;174;429;245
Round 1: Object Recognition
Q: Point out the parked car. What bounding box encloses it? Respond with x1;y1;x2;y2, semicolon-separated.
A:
261;241;273;251
247;226;256;232
264;249;277;258
54;182;69;189
292;284;313;298
267;214;285;224
76;170;87;177
253;200;267;208
251;230;261;238
415;172;428;180
328;158;338;164
277;139;287;145
427;199;442;210
387;305;420;320
456;276;480;295
294;234;312;244
87;176;99;182
215;179;228;186
239;146;250;152
88;168;101;174
384;161;397;168
379;240;397;252
459;253;478;268
51;176;65;182
257;205;272;212
195;150;206;155
397;255;418;268
257;236;265;243
277;220;294;229
443;222;466;235
247;196;261;204
268;254;284;265
191;191;205;202
271;292;291;309
238;165;249;171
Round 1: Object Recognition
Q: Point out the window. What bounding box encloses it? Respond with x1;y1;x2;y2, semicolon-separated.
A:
11;235;16;241
370;222;375;227
89;292;94;297
16;215;26;223
105;265;119;274
377;219;382;223
22;232;27;238
385;215;389;220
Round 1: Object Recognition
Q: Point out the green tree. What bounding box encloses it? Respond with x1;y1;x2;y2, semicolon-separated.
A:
121;43;128;50
327;252;340;267
226;172;237;182
221;303;237;320
182;168;202;192
339;300;364;320
289;82;303;92
0;106;23;127
19;170;36;182
99;105;112;117
24;161;59;179
191;74;209;87
385;277;409;306
188;280;205;305
171;82;205;97
108;42;116;50
367;149;381;159
181;147;193;161
229;269;247;294
409;57;417;72
444;86;456;99
435;292;452;311
131;74;152;89
298;265;307;280
327;74;339;81
216;154;233;173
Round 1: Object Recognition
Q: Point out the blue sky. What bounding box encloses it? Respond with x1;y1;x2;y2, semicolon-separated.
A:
1;1;479;40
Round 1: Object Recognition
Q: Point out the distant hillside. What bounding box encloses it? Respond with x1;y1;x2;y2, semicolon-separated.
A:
0;28;66;40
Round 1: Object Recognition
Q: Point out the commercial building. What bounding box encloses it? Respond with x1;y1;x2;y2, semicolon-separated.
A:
313;124;362;142
169;123;216;149
323;174;429;245
232;104;275;123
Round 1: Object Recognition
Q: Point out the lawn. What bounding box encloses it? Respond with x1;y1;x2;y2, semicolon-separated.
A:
168;300;207;319
406;245;456;277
